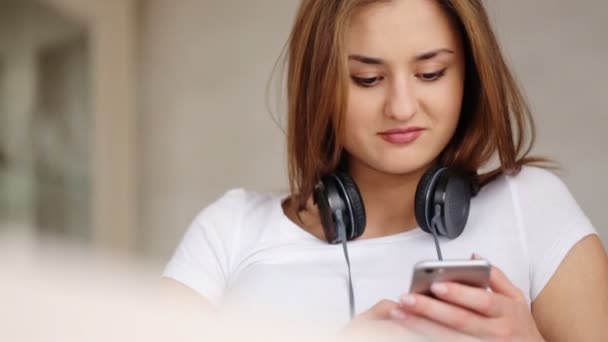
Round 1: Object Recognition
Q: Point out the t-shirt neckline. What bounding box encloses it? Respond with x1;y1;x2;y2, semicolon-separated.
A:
274;193;428;246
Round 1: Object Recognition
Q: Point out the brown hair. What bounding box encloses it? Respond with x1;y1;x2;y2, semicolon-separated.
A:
285;0;547;211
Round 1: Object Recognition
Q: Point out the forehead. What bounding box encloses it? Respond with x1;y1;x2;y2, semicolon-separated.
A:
348;0;461;56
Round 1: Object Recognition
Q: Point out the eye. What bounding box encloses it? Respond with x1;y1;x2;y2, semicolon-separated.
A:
351;76;383;88
417;68;447;82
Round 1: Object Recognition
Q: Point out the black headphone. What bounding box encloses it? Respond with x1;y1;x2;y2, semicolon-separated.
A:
313;165;477;244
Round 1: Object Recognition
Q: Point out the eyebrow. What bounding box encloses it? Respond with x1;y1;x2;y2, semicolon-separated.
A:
348;48;455;65
416;48;454;61
348;54;384;65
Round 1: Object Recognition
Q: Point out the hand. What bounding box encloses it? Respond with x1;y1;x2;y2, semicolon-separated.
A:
341;300;476;341
340;300;415;338
394;255;545;341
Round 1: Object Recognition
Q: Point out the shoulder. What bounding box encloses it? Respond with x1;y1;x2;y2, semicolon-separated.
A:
167;188;285;273
481;165;570;203
482;165;564;191
504;165;566;192
481;165;592;228
196;188;276;215
192;188;282;230
163;188;282;304
502;166;583;215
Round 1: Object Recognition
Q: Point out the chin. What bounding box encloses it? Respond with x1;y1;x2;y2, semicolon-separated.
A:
368;159;433;177
346;146;440;177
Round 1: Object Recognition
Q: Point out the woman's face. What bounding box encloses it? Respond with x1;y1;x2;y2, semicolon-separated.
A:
344;0;465;177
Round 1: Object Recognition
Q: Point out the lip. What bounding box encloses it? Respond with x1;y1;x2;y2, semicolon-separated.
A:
378;127;425;145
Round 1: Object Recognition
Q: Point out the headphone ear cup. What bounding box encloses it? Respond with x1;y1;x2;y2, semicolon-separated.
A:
314;177;336;243
334;172;366;240
439;170;472;239
414;165;444;234
415;166;473;240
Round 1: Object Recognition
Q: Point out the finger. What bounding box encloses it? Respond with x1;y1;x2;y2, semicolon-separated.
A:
471;254;525;302
358;299;401;320
488;266;526;302
428;282;504;317
399;293;493;337
396;313;482;342
343;300;403;337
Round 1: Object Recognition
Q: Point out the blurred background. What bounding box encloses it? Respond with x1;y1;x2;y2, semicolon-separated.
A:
0;0;606;265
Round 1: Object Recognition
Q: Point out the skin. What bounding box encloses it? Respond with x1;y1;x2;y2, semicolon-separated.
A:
165;0;608;340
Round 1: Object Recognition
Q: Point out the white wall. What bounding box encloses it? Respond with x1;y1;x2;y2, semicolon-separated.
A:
485;0;608;246
138;0;607;259
138;0;298;258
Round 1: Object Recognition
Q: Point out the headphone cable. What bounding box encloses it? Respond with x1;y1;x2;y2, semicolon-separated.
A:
335;209;356;320
430;205;444;261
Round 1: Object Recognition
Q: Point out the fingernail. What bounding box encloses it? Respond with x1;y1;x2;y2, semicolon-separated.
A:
431;283;448;295
390;309;407;320
400;294;416;306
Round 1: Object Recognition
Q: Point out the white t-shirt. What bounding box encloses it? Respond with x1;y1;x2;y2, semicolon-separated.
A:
163;166;597;328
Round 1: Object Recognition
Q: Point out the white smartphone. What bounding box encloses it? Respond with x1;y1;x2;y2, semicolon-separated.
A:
409;259;491;295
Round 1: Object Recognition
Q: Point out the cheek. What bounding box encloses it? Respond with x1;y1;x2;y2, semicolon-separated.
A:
345;87;381;131
423;78;464;130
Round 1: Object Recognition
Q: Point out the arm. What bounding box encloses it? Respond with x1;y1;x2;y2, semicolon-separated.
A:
160;277;216;312
161;190;251;312
532;235;608;341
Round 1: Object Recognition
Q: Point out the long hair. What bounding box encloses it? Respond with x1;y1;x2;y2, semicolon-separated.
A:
285;0;547;211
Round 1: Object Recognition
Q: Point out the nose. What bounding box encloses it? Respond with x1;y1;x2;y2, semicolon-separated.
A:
384;78;417;121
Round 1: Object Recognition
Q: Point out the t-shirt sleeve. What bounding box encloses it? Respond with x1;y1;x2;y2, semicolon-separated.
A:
162;189;247;306
509;167;598;300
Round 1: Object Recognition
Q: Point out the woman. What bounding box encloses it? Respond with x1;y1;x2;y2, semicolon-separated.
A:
163;0;608;340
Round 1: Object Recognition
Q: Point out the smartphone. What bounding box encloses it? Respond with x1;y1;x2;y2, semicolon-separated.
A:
409;259;491;295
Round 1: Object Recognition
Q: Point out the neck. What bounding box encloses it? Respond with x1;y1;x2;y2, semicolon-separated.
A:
349;165;427;239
